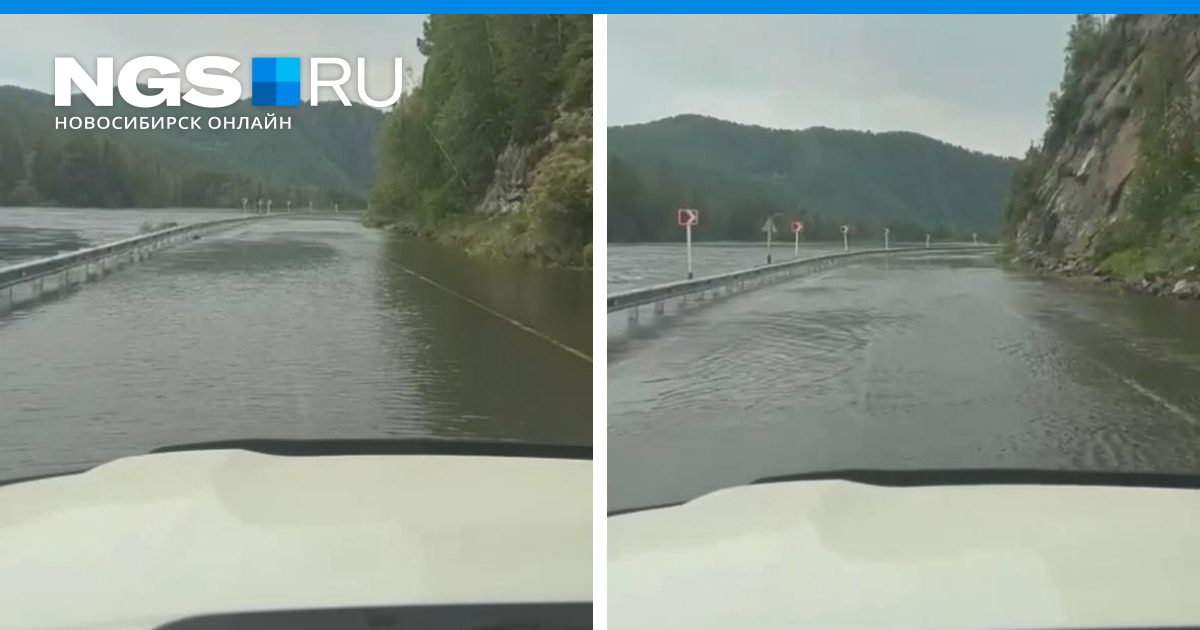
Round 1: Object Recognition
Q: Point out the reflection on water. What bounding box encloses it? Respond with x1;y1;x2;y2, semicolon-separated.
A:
607;241;948;292
377;238;592;445
608;248;1200;512
0;226;91;265
609;242;847;292
0;210;591;479
0;207;243;265
388;238;591;355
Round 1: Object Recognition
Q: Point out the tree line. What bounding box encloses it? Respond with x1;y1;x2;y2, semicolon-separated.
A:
0;121;360;209
609;115;1014;244
610;155;969;244
0;86;375;209
371;15;593;263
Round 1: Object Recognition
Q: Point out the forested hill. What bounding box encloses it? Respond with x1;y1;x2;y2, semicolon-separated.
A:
0;85;382;209
370;15;592;267
610;115;1018;243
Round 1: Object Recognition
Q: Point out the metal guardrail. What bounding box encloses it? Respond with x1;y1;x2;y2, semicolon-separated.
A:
607;244;998;313
0;216;262;292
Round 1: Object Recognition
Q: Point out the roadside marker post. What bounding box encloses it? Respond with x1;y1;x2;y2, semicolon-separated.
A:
973;232;978;245
790;221;804;258
926;233;931;248
884;227;890;251
762;217;777;265
841;225;850;251
677;208;699;280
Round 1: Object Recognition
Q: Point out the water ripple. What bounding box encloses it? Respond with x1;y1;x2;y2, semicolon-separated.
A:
0;214;590;479
609;250;1200;512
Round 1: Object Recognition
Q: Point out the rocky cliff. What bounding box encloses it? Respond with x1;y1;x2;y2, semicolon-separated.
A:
1009;14;1200;298
476;108;592;217
440;107;592;266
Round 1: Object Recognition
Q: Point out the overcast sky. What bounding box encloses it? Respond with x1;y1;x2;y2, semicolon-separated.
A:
610;14;1077;157
0;15;427;105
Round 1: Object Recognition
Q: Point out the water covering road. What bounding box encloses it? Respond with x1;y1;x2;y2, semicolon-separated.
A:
0;208;591;479
607;241;850;292
608;243;1200;512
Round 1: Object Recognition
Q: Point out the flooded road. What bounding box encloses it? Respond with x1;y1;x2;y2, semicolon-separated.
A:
0;207;245;265
608;244;1200;512
608;241;851;292
0;208;591;479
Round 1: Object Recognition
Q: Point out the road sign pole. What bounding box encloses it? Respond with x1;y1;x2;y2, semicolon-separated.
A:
760;217;777;264
794;230;799;258
843;231;848;252
678;208;699;279
686;223;693;280
926;234;931;248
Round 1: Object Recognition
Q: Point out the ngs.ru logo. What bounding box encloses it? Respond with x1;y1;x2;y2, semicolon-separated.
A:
54;56;403;108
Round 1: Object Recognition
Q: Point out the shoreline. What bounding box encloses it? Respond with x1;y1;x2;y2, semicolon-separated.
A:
366;215;592;271
1010;248;1200;300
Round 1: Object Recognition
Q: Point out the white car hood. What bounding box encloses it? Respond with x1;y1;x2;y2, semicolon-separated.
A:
609;477;1200;630
0;449;591;630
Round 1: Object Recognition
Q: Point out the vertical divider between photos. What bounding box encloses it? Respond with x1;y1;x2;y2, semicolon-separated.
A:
591;12;608;630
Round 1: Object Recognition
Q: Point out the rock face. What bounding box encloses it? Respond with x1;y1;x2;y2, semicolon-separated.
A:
1015;16;1159;262
476;141;549;216
1011;15;1200;297
1174;277;1200;298
475;108;592;217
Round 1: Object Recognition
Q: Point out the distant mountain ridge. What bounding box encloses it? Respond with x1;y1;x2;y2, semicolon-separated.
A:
0;85;383;208
609;114;1018;242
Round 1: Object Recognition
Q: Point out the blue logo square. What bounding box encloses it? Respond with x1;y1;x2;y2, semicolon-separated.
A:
251;57;300;106
251;81;276;107
275;81;301;106
252;57;276;81
275;58;301;83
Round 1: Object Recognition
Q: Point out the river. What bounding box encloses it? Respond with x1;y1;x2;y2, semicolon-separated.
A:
0;207;591;480
608;242;1200;512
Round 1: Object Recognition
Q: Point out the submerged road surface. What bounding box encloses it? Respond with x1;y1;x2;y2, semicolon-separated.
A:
0;210;591;479
608;245;1200;512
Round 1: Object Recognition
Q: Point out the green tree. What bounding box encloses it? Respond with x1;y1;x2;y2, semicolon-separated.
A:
0;117;25;194
371;14;593;264
6;179;39;206
607;115;1015;242
0;83;382;209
